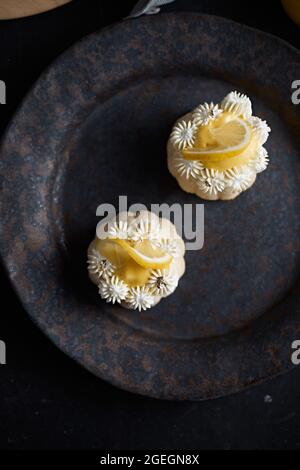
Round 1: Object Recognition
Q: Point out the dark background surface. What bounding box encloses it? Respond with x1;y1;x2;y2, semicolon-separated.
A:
0;0;300;450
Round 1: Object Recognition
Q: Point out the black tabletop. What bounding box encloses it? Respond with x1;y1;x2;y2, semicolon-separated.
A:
1;0;300;450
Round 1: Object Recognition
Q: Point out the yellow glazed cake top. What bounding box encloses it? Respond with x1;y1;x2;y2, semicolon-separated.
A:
170;92;270;172
168;91;271;200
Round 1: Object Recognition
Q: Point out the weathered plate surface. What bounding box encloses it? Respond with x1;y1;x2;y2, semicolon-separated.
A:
1;13;300;400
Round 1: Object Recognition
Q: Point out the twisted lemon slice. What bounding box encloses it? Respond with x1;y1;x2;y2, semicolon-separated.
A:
183;115;253;171
95;238;172;287
114;239;173;269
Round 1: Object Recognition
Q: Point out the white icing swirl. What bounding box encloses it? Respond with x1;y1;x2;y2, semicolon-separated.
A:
108;221;132;240
147;269;177;297
130;220;161;244
221;91;252;118
248;116;271;145
225;167;253;192
87;249;115;279
174;152;203;179
126;286;154;312
197;169;226;196
192;102;223;126
99;276;129;304
170;120;196;149
249;147;270;173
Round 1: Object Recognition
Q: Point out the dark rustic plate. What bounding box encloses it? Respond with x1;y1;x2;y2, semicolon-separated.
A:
1;13;300;400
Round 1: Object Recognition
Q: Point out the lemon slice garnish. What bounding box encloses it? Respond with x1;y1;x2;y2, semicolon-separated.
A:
95;238;130;268
114;239;173;270
183;117;251;162
95;239;153;286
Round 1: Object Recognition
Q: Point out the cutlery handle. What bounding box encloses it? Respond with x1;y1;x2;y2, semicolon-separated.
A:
126;0;176;19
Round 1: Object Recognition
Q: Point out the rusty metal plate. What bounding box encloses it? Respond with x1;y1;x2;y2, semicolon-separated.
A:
1;13;300;400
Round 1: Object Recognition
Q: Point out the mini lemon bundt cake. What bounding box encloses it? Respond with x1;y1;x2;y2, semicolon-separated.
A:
168;91;271;201
88;210;185;311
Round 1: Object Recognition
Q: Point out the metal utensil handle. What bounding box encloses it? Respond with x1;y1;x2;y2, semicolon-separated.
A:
127;0;175;19
155;0;174;5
